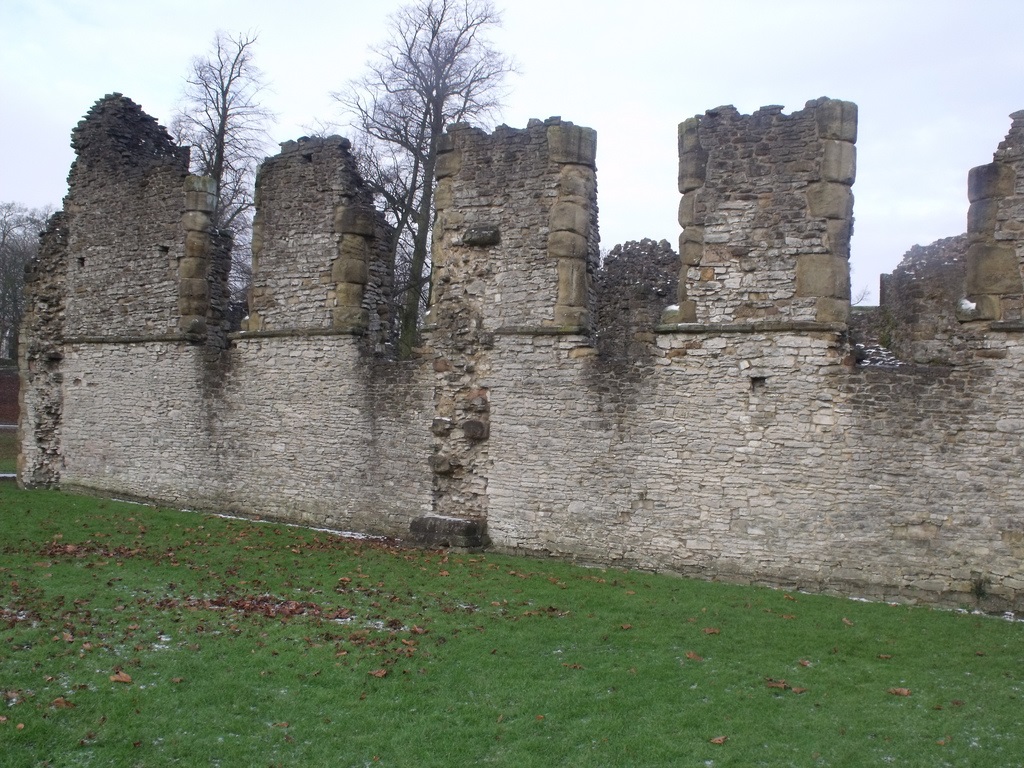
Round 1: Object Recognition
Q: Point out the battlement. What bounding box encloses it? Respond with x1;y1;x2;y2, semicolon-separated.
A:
16;95;1024;611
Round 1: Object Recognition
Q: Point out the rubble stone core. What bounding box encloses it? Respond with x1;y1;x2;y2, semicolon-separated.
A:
17;95;1024;612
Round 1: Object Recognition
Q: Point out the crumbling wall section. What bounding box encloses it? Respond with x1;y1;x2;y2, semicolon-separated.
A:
669;99;855;325
595;238;679;360
246;137;392;342
18;214;68;486
877;234;969;362
63;95;195;339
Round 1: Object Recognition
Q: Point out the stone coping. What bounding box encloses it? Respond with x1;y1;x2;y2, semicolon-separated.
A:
655;321;847;334
228;327;363;341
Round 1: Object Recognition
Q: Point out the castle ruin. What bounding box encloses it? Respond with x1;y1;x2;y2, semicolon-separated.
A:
18;94;1024;611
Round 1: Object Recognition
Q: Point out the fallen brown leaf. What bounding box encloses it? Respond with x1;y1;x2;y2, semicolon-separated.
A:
109;671;132;684
51;697;75;709
888;687;912;696
766;678;789;689
368;669;389;678
842;617;854;626
877;654;892;660
798;659;811;667
791;687;809;694
685;651;703;661
702;627;720;635
709;735;727;745
620;624;633;630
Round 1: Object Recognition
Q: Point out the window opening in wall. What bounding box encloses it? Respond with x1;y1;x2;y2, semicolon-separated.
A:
77;256;85;267
750;376;768;391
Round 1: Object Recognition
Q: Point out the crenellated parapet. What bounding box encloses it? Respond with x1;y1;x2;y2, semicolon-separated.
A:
666;98;856;326
429;117;598;334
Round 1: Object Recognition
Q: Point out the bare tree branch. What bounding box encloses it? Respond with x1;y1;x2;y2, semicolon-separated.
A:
171;30;275;324
333;0;515;355
0;202;51;358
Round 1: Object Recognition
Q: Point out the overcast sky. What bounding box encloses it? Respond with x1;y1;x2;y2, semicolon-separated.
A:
3;0;1023;302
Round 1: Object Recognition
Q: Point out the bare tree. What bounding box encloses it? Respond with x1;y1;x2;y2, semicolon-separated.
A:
0;202;51;359
334;0;514;355
171;31;274;321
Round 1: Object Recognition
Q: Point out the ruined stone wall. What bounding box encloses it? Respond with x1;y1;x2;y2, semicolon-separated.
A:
246;136;393;341
670;99;855;325
18;96;1024;612
877;234;969;363
964;110;1024;323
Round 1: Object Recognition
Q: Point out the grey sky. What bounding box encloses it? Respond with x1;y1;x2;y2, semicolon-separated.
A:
2;0;1021;302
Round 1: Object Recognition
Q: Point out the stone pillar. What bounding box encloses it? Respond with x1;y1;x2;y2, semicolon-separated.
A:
961;110;1024;322
548;123;598;330
331;206;376;331
179;176;217;338
429;118;599;333
665;98;857;326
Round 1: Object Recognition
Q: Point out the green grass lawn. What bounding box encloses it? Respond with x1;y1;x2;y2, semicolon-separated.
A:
0;430;15;474
1;486;1022;767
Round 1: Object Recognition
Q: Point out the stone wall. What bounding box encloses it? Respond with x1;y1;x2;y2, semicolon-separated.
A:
18;96;1024;612
669;99;855;325
877;234;969;363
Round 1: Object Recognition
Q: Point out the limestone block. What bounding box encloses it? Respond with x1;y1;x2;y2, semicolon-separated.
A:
679;150;708;195
334;207;376;236
179;278;209;300
826;218;852;258
814;99;858;142
547;124;597;167
678;192;697;227
178;257;207;280
815;296;850;323
968;199;1000;237
548;230;588;260
181;210;211;232
434;179;454;210
332;305;368;329
806;182;853;220
335;282;364;307
434;149;462;179
338;234;370;262
184;230;210;260
553;304;590;328
966;243;1023;294
184;175;217;212
968;162;1016;202
680;237;703;266
332;258;368;285
796;254;850;299
549;201;590;235
821;140;856;185
557;166;596;204
557;257;588;306
178;295;207;316
678;117;701;154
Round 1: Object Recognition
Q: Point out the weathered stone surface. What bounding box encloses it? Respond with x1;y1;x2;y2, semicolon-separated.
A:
968;162;1016;202
966;243;1022;295
813;98;858;142
18;97;1024;616
547;123;597;166
462;226;501;247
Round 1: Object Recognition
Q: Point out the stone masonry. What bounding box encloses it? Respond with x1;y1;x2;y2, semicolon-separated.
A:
18;95;1024;612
